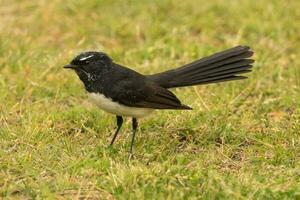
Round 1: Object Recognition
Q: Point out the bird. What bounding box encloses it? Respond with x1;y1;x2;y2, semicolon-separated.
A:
64;45;254;155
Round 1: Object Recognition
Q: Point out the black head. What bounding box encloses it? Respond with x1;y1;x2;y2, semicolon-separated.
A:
64;51;113;90
64;51;112;75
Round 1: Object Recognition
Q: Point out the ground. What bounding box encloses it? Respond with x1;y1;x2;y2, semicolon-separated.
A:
0;0;300;199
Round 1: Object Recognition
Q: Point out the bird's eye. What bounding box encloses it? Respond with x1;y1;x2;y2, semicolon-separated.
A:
84;60;90;64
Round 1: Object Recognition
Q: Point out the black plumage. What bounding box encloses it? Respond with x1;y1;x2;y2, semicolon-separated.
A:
147;46;253;88
64;46;254;155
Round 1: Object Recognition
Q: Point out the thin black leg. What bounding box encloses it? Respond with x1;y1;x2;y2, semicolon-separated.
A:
129;118;138;155
110;115;123;146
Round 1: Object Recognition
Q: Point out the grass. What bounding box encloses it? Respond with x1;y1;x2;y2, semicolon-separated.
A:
1;0;300;199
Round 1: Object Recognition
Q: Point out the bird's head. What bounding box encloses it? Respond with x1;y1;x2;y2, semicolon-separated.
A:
64;51;112;81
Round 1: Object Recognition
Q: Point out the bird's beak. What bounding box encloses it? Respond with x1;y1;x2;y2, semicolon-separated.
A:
63;64;76;69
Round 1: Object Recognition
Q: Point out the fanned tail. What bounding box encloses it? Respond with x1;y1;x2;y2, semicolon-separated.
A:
147;46;254;88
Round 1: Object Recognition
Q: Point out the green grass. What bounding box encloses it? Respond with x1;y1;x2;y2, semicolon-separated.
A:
1;0;300;199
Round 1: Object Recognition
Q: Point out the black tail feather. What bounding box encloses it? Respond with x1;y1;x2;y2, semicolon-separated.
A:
147;46;254;88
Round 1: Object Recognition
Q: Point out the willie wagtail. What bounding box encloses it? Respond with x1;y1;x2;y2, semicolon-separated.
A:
64;46;254;154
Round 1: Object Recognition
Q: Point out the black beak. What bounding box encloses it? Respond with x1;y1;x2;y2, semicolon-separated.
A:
63;64;76;69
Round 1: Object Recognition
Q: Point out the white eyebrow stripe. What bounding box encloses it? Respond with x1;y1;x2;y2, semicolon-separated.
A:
79;54;94;61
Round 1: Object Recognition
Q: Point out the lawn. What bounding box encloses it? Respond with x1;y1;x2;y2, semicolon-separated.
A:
0;0;300;199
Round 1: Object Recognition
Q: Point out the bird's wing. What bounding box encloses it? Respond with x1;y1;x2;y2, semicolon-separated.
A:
108;77;191;110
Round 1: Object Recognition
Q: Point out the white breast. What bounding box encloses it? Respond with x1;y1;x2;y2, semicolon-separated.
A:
87;92;154;118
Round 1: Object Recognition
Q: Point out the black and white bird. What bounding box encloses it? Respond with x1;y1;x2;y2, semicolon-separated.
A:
64;46;254;154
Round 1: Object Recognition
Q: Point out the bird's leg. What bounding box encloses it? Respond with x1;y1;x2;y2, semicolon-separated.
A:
129;118;138;156
110;115;123;146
